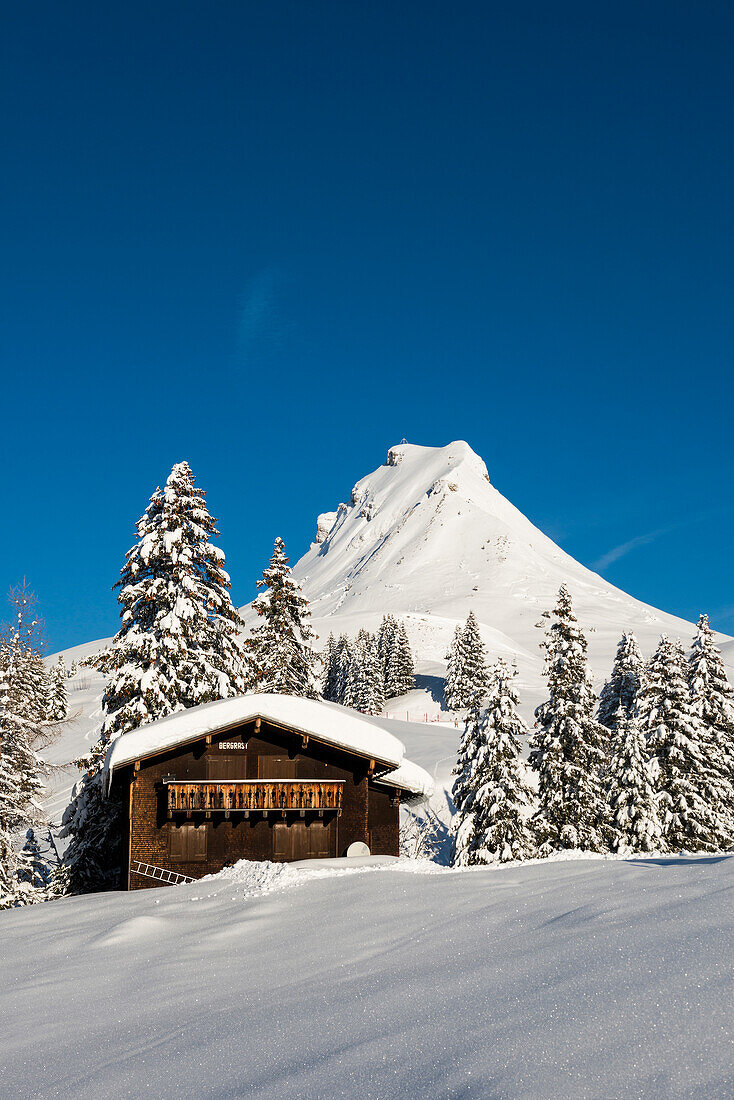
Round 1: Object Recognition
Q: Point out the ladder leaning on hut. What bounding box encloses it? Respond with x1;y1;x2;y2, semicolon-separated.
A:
130;860;196;885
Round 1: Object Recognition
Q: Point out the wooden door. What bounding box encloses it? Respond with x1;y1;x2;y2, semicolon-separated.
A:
273;822;292;861
272;820;332;862
307;820;331;858
169;823;208;862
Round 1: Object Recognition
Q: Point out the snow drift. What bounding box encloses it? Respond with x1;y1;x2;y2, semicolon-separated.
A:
1;853;732;1098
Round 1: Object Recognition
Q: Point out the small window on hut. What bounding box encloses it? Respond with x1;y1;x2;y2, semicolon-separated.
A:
169;823;207;862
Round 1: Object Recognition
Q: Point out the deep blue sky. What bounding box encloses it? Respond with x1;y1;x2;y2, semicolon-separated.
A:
3;2;733;652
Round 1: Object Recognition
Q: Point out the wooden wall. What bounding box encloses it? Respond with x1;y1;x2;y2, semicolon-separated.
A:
119;717;400;889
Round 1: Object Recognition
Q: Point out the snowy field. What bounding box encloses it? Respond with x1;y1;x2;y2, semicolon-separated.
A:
2;853;732;1099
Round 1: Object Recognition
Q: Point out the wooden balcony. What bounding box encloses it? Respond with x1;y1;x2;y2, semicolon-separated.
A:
166;780;344;817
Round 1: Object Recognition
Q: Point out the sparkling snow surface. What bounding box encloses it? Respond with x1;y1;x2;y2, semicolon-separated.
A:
2;854;732;1099
104;692;433;797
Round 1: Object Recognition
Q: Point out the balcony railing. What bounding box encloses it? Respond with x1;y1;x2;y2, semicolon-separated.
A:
166;780;343;816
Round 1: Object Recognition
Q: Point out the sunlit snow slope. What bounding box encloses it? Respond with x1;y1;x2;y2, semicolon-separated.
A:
286;441;732;704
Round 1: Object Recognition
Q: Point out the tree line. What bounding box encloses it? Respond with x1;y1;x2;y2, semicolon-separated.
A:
451;585;734;865
322;617;415;714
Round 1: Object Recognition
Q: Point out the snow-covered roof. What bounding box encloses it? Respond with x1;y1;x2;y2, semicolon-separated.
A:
105;694;431;796
374;759;434;800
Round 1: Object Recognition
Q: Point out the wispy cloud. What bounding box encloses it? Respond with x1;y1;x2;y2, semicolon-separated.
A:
592;527;672;571
592;504;734;573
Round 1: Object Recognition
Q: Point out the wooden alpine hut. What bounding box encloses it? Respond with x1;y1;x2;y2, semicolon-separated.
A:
104;693;433;889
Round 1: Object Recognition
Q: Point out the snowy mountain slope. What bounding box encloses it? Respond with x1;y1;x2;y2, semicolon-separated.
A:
287;440;733;702
2;853;732;1099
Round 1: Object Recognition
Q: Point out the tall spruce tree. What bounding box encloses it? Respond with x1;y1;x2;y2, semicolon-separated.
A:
359;633;385;715
597;632;644;731
687;614;734;836
0;590;47;908
608;709;663;853
530;585;607;853
450;694;485;866
322;633;339;701
390;622;416;697
93;460;247;733
444;625;465;712
333;635;352;705
444;612;488;712
377;615;399;692
20;650;53;725
637;636;720;852
249;537;319;697
452;660;535;865
462;611;489;701
58;462;247;894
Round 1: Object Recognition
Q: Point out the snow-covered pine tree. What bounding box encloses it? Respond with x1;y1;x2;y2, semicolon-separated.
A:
638;635;721;852
248;537;319;698
69;659;78;678
344;629;384;715
322;633;339;701
687;613;734;838
444;613;489;712
334;635;352;705
530;585;607;854
92;460;247;733
20;649;53;725
0;590;47;908
462;611;488;702
377;615;399;691
453;660;535;865
363;633;386;715
450;692;485;866
48;657;69;722
443;625;465;712
58;462;248;894
388;622;415;698
597;632;644;731
608;708;663;853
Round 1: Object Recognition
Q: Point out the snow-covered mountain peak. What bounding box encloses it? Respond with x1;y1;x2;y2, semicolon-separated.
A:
291;440;731;698
298;439;565;622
